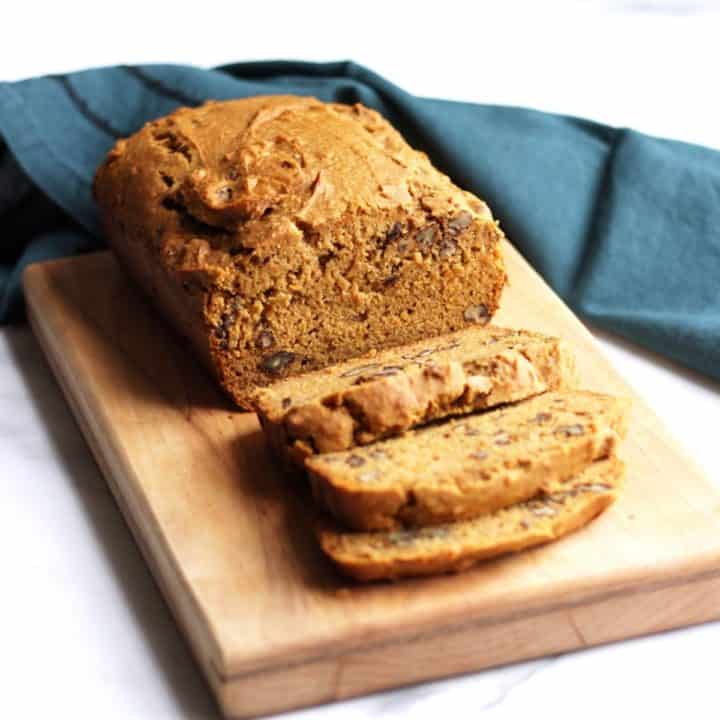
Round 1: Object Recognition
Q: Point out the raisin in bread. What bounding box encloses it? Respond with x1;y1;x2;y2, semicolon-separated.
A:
254;326;577;466
318;458;624;581
93;96;507;407
306;391;630;531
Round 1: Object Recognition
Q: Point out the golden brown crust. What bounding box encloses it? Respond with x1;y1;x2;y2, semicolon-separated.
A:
93;96;507;407
317;458;625;581
306;391;631;531
252;326;577;464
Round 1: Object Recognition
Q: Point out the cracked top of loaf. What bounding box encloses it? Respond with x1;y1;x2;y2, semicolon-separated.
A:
95;95;492;287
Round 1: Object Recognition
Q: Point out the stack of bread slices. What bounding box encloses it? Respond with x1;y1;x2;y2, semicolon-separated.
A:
252;325;630;581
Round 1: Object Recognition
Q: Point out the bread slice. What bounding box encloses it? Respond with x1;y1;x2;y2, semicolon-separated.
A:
253;326;577;467
94;96;507;408
306;391;630;531
318;457;625;581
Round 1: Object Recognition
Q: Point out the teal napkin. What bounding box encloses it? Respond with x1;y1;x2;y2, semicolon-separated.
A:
1;61;718;380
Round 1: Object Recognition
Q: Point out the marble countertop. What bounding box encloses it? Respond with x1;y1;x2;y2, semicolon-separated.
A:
2;3;719;718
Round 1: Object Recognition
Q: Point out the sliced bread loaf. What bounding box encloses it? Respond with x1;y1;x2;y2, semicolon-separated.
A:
318;457;625;581
306;391;630;530
253;326;577;466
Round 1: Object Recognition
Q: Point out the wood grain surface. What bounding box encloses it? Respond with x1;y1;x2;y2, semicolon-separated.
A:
23;246;720;719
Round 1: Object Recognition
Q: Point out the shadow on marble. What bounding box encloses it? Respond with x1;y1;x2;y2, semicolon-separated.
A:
5;327;220;719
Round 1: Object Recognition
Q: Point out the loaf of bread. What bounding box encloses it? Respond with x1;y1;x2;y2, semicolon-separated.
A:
254;326;577;467
307;391;630;531
317;458;624;581
93;96;508;407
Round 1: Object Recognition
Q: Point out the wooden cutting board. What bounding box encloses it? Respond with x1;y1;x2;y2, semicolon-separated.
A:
24;247;720;719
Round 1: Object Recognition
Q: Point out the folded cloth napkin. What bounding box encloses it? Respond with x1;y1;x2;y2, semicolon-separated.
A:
1;61;718;380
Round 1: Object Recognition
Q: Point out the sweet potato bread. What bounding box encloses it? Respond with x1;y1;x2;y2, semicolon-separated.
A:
306;391;630;531
318;458;624;581
254;326;577;467
93;95;508;407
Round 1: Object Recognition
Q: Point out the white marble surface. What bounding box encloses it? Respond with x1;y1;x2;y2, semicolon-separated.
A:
2;2;720;718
